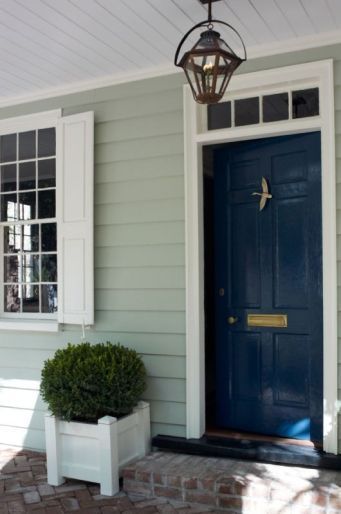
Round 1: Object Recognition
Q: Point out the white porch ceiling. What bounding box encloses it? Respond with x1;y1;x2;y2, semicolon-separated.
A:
0;0;340;105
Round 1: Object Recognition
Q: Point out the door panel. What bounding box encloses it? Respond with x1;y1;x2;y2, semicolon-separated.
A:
232;332;262;401
271;151;307;184
273;334;309;407
273;196;308;308
231;202;261;308
230;159;261;190
213;132;323;442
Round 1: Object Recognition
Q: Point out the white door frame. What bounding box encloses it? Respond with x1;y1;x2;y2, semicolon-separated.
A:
184;59;338;454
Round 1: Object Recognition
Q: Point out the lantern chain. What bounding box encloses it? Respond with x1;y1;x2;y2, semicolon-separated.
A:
208;0;212;23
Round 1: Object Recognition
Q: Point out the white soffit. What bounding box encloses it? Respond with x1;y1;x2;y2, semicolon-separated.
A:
0;0;340;106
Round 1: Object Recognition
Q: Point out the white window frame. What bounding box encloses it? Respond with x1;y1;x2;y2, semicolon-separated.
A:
0;108;94;333
0;109;61;332
0;149;58;320
184;59;338;454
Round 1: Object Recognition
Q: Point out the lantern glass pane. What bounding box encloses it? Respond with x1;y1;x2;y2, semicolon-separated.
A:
216;55;232;95
215;73;225;97
184;66;200;97
193;54;205;67
198;54;216;99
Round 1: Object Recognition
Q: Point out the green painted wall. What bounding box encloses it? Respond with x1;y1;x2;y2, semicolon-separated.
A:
0;43;339;451
0;73;186;450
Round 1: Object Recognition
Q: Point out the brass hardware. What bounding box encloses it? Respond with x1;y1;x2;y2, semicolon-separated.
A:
247;314;287;328
227;316;239;325
252;177;272;211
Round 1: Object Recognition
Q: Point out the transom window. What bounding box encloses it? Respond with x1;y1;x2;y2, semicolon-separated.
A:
0;128;57;316
207;87;319;131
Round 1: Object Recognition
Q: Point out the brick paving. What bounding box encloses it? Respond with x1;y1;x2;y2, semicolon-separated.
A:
0;448;340;513
0;448;213;514
123;451;341;514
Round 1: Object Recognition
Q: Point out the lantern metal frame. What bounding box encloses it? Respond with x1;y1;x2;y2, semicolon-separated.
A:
174;0;247;104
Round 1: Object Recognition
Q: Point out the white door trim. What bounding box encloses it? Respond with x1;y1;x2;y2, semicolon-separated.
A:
184;59;338;454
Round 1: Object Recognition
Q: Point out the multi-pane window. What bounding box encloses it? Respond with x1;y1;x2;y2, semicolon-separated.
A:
0;128;57;316
207;87;320;130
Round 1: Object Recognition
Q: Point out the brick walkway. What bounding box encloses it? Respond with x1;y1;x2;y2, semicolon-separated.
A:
0;448;213;513
1;447;341;513
123;451;341;514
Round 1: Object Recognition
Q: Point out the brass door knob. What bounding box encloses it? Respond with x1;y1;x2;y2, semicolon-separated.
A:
227;316;239;325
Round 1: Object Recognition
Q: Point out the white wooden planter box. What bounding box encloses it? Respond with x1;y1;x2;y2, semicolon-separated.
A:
44;401;150;496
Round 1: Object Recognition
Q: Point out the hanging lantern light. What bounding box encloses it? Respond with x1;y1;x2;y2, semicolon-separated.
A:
174;0;247;104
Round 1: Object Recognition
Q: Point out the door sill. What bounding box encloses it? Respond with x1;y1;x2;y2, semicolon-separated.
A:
152;434;340;470
205;427;321;449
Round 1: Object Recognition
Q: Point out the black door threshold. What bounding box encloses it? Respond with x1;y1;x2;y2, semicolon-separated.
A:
152;434;341;470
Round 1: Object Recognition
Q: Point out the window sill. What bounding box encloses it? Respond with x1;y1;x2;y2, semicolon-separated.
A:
0;319;59;332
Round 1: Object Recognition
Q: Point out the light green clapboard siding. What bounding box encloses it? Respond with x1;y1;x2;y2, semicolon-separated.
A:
95;222;184;248
95;134;183;164
95;154;184;184
0;75;187;450
0;406;45;431
0;426;45;451
94;110;183;143
95;199;185;225
95;290;185;312
94;176;184;205
0;44;341;451
85;311;186;334
96;245;185;268
0;331;186;354
95;267;185;290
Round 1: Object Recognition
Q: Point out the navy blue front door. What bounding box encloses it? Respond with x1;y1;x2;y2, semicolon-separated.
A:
214;132;323;442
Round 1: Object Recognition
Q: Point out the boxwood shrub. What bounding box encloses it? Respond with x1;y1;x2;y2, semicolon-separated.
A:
40;342;146;422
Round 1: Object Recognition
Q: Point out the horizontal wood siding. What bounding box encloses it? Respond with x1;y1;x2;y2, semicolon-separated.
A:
0;73;186;450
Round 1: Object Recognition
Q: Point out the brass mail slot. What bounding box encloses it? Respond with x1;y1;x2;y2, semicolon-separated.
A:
247;314;287;328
